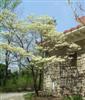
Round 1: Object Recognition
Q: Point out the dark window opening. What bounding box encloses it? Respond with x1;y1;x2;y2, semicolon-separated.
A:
69;52;77;66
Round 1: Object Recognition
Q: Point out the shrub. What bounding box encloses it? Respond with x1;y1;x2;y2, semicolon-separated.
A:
0;71;33;92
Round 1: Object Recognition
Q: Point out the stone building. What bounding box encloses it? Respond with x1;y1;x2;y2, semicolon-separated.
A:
43;16;85;99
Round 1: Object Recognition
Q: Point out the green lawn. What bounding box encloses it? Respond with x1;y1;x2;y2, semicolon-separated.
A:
24;93;34;100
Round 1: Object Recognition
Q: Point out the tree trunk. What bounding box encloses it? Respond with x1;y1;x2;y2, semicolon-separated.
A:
31;65;39;96
27;57;39;96
4;51;9;85
38;70;42;90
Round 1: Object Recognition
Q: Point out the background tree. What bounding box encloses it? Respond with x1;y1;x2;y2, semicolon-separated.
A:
68;0;85;20
0;0;22;85
0;0;21;11
0;9;30;85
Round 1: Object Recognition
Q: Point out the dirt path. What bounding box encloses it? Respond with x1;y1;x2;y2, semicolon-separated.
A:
0;93;26;100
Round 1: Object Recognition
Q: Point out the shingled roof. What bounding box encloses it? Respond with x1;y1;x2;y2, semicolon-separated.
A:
64;16;85;34
76;16;85;25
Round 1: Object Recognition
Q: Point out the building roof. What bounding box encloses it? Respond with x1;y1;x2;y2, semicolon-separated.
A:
76;16;85;25
64;16;85;34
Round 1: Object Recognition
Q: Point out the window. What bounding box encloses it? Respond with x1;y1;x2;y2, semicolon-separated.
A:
69;52;77;66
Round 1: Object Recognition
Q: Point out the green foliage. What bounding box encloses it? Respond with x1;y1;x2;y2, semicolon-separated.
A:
0;0;21;10
24;93;34;100
0;70;33;92
63;95;83;100
11;0;21;10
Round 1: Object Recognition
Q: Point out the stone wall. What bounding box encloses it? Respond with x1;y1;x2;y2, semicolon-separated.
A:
77;53;85;99
43;62;60;96
43;55;85;97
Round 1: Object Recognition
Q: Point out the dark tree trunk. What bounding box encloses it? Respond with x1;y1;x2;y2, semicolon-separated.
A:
31;65;39;96
27;57;39;96
38;70;42;90
4;51;9;85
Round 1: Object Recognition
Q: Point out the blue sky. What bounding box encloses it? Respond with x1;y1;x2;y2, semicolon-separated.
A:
16;0;81;32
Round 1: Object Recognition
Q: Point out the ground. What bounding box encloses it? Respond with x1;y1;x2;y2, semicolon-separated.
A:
24;92;61;100
0;93;26;100
31;96;61;100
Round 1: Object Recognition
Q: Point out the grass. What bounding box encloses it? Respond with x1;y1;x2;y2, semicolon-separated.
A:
24;93;83;100
63;95;83;100
24;93;34;100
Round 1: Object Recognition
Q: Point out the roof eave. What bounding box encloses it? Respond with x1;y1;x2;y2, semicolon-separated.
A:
65;26;85;42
